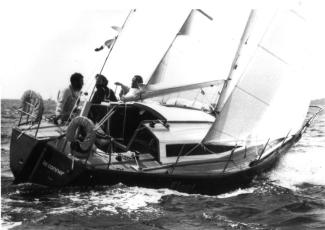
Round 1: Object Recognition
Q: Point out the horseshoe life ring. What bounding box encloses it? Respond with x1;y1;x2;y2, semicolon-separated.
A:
66;116;96;158
20;90;44;122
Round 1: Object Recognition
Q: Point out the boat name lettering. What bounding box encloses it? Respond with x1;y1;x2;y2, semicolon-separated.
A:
42;161;65;176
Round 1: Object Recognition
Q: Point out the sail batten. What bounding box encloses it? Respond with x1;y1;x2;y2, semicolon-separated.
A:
235;85;270;106
258;44;289;65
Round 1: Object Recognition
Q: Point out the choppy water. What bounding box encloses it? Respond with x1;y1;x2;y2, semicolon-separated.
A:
1;99;325;229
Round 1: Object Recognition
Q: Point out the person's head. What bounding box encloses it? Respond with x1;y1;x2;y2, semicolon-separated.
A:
95;74;108;87
131;75;143;89
70;73;84;91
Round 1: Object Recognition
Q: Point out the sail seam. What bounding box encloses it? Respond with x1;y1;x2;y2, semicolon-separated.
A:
290;10;306;21
235;86;270;106
258;44;288;65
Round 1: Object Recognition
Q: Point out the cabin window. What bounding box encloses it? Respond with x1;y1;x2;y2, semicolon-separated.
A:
166;144;233;157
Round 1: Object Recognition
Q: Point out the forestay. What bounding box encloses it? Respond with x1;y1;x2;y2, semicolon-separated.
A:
203;10;311;145
102;9;189;86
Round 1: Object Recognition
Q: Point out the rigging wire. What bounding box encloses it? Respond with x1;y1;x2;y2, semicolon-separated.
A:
169;143;201;173
89;9;136;101
191;88;201;107
64;10;135;125
170;144;185;174
122;103;127;141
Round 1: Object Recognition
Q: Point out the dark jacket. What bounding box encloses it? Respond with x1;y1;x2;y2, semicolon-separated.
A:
91;86;117;104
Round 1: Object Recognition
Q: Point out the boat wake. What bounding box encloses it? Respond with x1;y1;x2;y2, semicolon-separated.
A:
217;187;256;198
269;147;325;190
47;185;188;216
266;111;325;190
1;183;189;228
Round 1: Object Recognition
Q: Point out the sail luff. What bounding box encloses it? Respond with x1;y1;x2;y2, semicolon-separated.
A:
214;10;257;113
144;9;216;91
146;10;195;86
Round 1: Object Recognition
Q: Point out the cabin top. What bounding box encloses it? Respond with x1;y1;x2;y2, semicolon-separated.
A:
132;101;215;123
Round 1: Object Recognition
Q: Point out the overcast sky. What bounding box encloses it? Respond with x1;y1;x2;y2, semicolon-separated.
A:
0;1;324;100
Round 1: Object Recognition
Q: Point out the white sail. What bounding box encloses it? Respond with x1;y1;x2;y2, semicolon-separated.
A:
203;10;311;145
102;9;189;85
214;10;257;113
144;9;234;96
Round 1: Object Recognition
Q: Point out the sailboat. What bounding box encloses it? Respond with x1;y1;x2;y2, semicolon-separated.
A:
9;9;323;195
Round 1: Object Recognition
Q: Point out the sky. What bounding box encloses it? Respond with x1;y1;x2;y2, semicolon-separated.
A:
0;1;324;100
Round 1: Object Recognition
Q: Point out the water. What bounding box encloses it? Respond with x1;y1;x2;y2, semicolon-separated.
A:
1;99;325;229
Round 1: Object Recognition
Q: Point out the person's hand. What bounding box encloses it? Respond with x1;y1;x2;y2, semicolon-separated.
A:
114;82;122;86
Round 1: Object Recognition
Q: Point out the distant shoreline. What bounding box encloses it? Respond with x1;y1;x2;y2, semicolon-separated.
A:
1;98;56;101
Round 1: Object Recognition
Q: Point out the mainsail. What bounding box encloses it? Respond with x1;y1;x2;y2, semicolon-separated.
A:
203;10;311;145
129;9;242;109
145;10;220;90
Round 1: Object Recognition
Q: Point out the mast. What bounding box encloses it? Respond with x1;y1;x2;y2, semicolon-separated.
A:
214;10;256;114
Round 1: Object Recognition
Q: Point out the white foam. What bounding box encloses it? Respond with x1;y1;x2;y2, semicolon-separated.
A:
0;220;22;230
217;187;256;198
44;186;187;216
94;186;187;213
48;207;81;215
269;146;325;189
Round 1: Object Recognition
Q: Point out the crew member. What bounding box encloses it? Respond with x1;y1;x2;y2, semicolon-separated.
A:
55;72;84;124
115;75;144;100
91;74;117;104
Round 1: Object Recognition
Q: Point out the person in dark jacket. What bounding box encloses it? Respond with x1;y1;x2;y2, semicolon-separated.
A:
91;74;117;104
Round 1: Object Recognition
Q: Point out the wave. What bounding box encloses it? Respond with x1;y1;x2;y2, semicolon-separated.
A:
269;147;325;189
